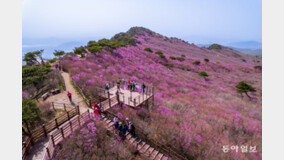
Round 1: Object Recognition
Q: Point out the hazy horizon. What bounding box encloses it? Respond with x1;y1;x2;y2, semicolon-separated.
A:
23;0;262;43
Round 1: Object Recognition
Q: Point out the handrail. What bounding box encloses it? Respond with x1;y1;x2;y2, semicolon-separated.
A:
42;110;92;160
22;105;80;160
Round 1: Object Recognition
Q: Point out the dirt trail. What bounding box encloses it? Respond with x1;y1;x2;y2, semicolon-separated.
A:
45;71;89;113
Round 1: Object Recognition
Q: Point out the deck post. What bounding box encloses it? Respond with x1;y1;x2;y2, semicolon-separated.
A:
77;105;80;115
42;124;47;137
61;128;65;139
46;147;51;159
69;120;73;132
134;99;136;107
55;118;59;129
67;111;70;120
88;109;91;119
51;135;55;147
78;116;81;126
108;92;111;108
89;99;92;108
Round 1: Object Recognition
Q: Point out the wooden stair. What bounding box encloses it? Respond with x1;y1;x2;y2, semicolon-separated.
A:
100;115;169;160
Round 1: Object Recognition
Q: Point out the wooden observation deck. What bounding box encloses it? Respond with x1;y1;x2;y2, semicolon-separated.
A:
94;84;154;111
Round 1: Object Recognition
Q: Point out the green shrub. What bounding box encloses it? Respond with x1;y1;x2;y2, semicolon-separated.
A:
48;58;57;63
144;47;153;53
74;46;85;55
170;56;176;60
22;65;52;86
155;51;163;56
208;44;222;50
199;71;209;77
235;81;256;99
86;35;136;53
159;54;166;59
254;65;262;70
165;64;174;68
242;59;247;62
22;98;41;131
88;45;103;53
176;57;185;62
204;58;209;62
111;33;137;46
193;61;201;65
181;54;186;57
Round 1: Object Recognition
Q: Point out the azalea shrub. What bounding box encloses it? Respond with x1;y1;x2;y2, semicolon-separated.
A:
53;120;143;160
61;27;262;159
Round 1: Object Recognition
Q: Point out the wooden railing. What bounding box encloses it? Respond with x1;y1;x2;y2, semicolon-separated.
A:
22;106;80;160
72;81;90;107
42;110;92;160
22;135;32;160
103;110;189;160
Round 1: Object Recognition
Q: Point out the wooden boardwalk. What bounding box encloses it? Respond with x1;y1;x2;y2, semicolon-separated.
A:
41;109;170;160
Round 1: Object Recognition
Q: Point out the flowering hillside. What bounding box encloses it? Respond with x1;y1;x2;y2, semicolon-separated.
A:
61;27;262;159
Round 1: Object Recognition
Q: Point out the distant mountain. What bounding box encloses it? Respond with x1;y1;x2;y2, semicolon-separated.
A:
232;48;262;57
22;38;88;59
225;41;262;49
197;41;262;56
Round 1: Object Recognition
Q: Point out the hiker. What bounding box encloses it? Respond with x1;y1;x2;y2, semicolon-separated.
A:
55;64;58;70
113;120;119;129
122;123;129;134
105;83;110;92
126;117;131;127
118;122;123;131
94;107;99;116
93;103;98;110
129;122;136;137
58;65;62;71
122;79;126;89
113;116;118;123
127;81;131;90
67;91;72;102
117;79;121;90
116;90;120;103
97;105;102;115
142;83;146;93
132;81;136;91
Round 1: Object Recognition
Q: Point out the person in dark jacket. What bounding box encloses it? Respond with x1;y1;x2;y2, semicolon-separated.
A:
122;124;128;134
105;83;110;92
113;121;119;129
118;122;125;140
129;123;136;137
142;83;146;93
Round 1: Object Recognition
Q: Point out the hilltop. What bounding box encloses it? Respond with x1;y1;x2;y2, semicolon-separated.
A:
61;27;262;159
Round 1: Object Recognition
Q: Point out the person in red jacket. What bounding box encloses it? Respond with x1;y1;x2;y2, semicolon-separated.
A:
93;103;98;110
67;91;72;102
94;107;99;115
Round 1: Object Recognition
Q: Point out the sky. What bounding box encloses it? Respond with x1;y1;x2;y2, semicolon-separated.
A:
23;0;262;45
